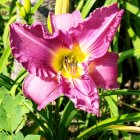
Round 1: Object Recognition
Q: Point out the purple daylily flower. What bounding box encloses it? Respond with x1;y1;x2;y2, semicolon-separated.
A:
10;3;124;116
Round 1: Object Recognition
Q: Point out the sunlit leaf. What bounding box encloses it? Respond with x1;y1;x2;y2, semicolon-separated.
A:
81;0;96;18
125;2;140;18
76;113;140;139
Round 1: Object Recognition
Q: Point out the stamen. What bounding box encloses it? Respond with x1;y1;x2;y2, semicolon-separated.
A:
64;56;69;68
63;56;78;77
73;61;78;75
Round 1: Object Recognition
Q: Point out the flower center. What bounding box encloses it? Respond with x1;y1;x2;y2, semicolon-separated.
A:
51;46;87;78
63;55;78;77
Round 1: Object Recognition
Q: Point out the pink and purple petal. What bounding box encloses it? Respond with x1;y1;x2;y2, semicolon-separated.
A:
70;3;124;60
23;74;61;110
89;52;119;89
50;10;82;32
62;77;99;116
10;22;71;78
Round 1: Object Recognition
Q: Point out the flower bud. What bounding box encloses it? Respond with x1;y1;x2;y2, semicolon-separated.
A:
16;2;26;18
20;7;26;18
55;0;70;15
47;13;53;34
23;0;31;14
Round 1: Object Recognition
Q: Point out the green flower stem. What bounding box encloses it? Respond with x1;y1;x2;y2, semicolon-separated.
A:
120;101;140;112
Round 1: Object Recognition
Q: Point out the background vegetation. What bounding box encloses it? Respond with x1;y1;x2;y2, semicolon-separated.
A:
1;0;140;139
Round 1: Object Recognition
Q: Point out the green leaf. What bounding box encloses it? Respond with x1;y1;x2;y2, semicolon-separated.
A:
0;106;7;130
0;131;9;140
24;135;40;140
0;74;14;85
76;0;84;11
0;91;32;133
105;95;119;117
0;77;12;90
0;15;17;74
107;125;140;133
58;101;74;140
65;109;78;127
131;134;140;140
76;112;140;139
127;26;140;49
11;106;24;132
125;2;140;18
81;0;96;18
23;98;33;113
12;132;40;140
105;95;119;140
31;0;44;14
2;94;15;115
121;132;131;140
118;49;140;64
15;94;25;105
10;69;27;97
0;86;9;104
104;0;117;6
2;95;24;132
0;0;10;4
12;132;24;140
100;89;140;97
15;117;26;134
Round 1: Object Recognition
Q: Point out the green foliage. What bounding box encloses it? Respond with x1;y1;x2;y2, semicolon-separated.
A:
76;112;140;139
0;86;39;139
1;0;140;140
0;131;40;140
81;0;96;18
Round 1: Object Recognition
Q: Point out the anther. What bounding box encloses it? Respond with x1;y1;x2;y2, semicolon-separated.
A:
64;56;69;68
63;56;79;76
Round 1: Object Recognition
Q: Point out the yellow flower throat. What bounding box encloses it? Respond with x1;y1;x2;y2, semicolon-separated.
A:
52;46;87;78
